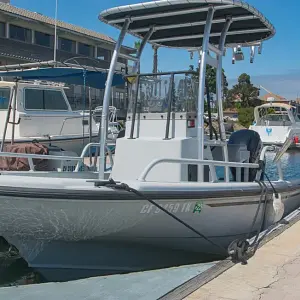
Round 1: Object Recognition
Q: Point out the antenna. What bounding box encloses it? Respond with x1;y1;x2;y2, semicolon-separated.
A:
258;41;263;55
53;0;58;62
250;46;255;63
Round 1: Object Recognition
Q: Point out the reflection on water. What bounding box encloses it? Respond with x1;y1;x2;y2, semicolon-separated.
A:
265;150;300;181
1;150;300;287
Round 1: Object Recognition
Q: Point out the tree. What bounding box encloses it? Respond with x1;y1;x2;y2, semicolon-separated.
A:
237;107;254;128
190;65;228;139
226;73;259;108
191;65;228;111
134;40;141;50
205;65;228;98
226;73;260;127
192;65;228;96
152;44;158;74
134;40;141;73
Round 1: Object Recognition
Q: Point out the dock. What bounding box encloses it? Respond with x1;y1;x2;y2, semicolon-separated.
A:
0;262;216;300
1;208;300;300
185;209;300;300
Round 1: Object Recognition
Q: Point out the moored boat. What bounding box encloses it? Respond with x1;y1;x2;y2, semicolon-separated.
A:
0;65;124;156
249;102;300;148
0;0;299;282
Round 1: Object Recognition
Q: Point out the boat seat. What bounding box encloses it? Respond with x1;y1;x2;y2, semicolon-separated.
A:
228;129;262;182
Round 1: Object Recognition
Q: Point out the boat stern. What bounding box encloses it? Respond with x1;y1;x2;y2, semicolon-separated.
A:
249;125;292;146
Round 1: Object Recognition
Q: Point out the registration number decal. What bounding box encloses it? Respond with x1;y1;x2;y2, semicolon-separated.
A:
193;201;203;214
140;202;193;214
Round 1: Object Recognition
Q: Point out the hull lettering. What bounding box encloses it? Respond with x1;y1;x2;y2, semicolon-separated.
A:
140;202;193;214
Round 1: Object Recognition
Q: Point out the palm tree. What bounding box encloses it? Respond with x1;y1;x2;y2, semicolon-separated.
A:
134;40;141;73
134;40;141;50
152;44;158;74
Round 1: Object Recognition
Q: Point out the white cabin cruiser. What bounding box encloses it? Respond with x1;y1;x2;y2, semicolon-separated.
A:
0;0;300;282
249;102;300;148
93;105;124;142
0;79;99;156
0;65;125;156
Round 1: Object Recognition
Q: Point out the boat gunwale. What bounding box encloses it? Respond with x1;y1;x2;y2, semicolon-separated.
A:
0;179;298;201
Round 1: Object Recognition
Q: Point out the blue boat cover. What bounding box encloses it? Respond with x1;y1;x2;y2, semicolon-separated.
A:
0;67;124;89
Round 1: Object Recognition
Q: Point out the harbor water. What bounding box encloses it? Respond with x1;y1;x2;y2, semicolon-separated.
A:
1;150;300;287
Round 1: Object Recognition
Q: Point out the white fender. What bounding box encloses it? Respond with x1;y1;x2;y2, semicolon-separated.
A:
273;193;284;223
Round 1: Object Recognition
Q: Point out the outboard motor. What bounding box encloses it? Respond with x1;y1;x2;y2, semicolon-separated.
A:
228;129;263;182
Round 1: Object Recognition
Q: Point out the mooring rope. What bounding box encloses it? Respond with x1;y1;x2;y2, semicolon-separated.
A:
98;168;283;264
99;178;229;256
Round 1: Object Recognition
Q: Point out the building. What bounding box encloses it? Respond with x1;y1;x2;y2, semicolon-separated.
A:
0;0;136;116
259;93;289;104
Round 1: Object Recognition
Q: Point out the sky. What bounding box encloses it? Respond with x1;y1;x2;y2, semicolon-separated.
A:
10;0;300;99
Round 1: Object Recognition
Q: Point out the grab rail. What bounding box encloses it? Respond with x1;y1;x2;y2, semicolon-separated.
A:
138;145;284;182
0;152;83;171
138;158;260;182
59;115;91;135
74;143;114;172
0;143;113;173
259;145;284;181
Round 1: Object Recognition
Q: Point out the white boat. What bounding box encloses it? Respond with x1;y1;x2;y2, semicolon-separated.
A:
93;105;124;141
0;79;99;156
0;64;125;156
0;0;299;282
249;102;300;148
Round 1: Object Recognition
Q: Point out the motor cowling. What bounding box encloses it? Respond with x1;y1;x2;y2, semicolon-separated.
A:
228;129;263;182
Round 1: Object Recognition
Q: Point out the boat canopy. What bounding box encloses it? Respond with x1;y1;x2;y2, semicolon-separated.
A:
0;67;124;89
99;0;275;49
253;102;297;124
96;0;276;180
256;103;294;110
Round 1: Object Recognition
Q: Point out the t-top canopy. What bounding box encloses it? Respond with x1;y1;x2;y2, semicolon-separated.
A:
0;67;124;89
99;0;275;49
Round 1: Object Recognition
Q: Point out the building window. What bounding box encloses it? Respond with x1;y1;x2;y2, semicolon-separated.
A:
78;42;93;57
0;22;5;37
24;89;69;111
59;37;76;53
0;87;10;110
97;47;111;61
35;31;53;47
9;24;31;42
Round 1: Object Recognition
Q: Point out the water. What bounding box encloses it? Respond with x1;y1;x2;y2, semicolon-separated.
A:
265;149;300;181
1;150;300;287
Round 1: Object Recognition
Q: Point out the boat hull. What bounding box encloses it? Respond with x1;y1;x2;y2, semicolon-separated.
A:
1;178;300;281
249;125;300;149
